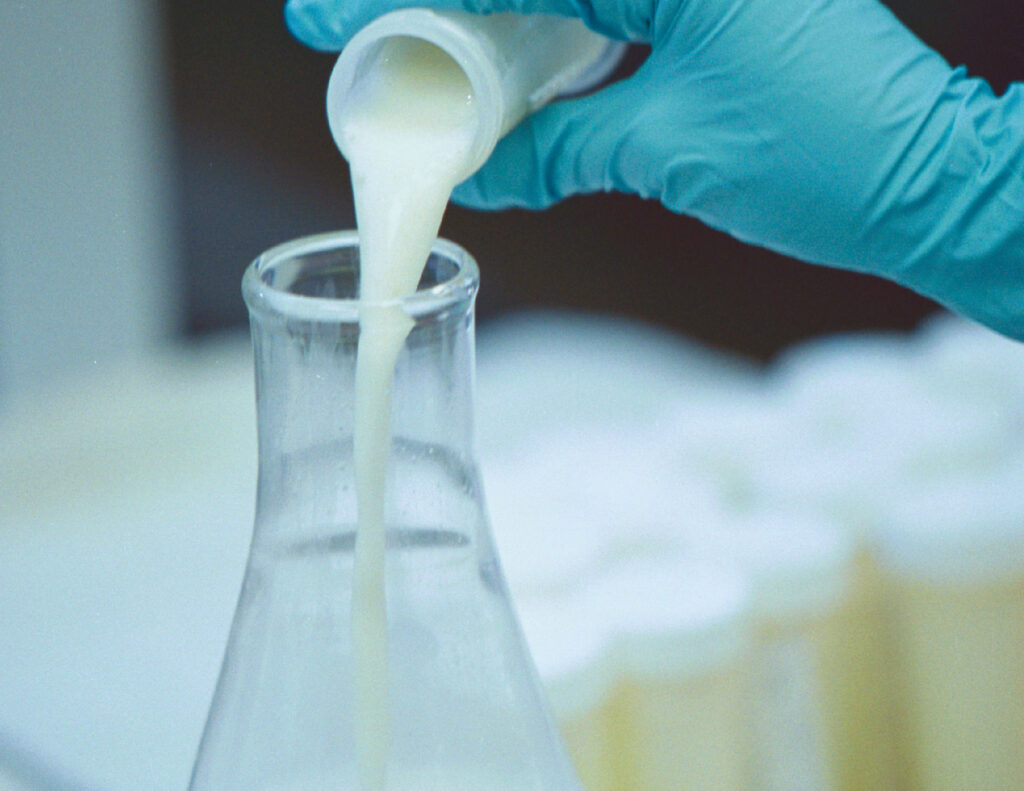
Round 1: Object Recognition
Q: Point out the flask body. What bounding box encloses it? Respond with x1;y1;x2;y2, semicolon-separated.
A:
189;232;580;790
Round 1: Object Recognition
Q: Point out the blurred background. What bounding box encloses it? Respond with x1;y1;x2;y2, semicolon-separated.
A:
2;2;1023;791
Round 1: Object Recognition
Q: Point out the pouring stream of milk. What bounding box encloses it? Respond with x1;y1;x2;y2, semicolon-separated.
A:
336;38;478;791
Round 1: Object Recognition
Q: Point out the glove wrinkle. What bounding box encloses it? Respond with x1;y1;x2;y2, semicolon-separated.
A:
578;0;653;41
661;0;765;62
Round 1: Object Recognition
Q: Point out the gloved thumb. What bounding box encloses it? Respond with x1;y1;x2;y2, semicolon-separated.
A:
452;77;647;210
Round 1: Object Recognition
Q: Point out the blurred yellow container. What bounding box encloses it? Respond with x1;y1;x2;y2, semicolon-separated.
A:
518;592;618;791
815;547;903;791
887;573;1024;791
611;663;751;791
876;458;1024;791
600;559;753;791
703;513;886;791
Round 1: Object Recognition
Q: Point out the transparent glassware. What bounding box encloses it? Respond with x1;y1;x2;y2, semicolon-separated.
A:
189;231;582;790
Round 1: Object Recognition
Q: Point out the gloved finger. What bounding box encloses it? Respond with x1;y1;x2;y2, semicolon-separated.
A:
285;0;644;52
452;75;652;209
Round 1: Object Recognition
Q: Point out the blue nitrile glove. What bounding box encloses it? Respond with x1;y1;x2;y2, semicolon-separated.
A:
286;0;1024;340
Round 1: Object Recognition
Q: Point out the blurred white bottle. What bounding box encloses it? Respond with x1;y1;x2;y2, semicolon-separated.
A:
599;558;754;791
874;454;1024;791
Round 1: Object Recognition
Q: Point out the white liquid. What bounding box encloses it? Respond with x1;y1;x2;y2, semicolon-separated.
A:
337;38;478;791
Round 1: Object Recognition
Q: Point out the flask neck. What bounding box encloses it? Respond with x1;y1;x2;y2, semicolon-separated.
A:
242;232;480;548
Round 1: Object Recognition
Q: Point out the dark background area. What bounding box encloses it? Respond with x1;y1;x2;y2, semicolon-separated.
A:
163;0;1022;361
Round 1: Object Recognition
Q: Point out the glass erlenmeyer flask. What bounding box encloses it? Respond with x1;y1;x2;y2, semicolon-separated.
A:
189;231;581;790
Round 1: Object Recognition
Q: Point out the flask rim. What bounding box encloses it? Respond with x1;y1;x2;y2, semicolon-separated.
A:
242;230;479;323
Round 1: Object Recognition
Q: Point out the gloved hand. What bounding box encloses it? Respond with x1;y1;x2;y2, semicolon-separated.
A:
286;0;1024;340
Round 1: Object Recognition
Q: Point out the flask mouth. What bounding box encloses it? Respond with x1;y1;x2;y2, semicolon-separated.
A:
243;230;480;323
